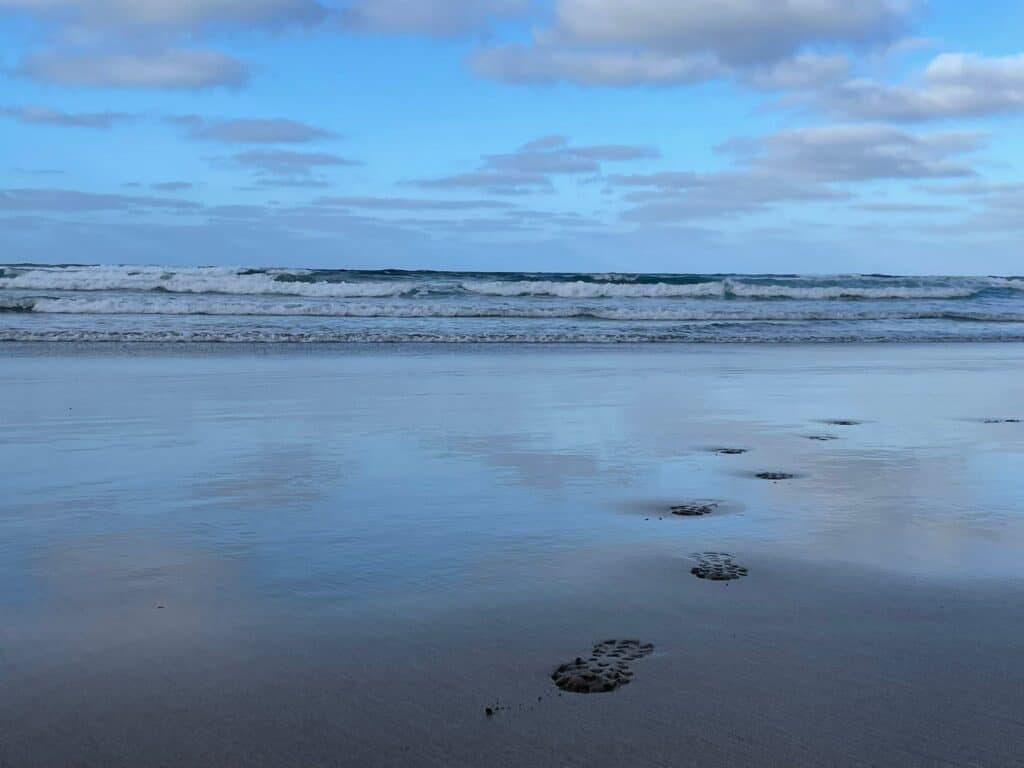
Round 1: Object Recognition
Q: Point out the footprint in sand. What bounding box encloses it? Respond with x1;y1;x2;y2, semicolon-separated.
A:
755;471;794;480
670;501;718;517
551;640;655;694
690;552;748;581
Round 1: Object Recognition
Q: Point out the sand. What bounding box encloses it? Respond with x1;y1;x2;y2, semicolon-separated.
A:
2;342;1024;766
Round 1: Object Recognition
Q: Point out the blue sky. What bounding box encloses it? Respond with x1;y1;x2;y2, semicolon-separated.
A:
1;0;1022;274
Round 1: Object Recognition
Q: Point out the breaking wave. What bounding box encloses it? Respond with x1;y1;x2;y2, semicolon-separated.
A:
3;264;1024;344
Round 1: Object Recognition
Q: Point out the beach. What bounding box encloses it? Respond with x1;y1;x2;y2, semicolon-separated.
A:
2;342;1024;766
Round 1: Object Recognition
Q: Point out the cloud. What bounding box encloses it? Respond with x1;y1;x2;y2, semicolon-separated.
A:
918;181;1024;233
169;115;335;143
719;124;979;181
231;149;356;175
151;181;194;192
12;167;66;176
618;173;845;221
0;187;201;212
853;202;956;213
742;53;851;90
247;177;332;189
471;46;721;86
485;141;659;174
411;136;658;194
2;1;324;92
613;123;977;222
314;196;515;210
340;0;528;36
0;0;326;31
0;105;132;128
554;0;910;62
19;49;248;89
472;0;912;87
521;135;569;151
412;170;553;195
921;180;1024;198
823;53;1024;120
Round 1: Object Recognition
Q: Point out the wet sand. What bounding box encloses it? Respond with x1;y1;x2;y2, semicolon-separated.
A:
2;343;1024;766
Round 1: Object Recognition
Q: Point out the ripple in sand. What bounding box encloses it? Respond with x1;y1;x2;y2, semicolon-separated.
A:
551;640;655;694
755;471;795;480
670;501;718;517
691;552;748;581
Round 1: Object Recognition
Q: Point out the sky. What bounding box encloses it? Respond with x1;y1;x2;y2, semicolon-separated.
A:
1;0;1023;274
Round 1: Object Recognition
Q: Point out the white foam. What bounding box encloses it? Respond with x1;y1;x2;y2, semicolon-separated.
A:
460;280;727;298
0;266;413;298
12;296;1023;324
725;281;980;300
2;266;1017;302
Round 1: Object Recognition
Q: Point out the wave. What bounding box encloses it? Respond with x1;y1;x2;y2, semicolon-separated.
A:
0;266;417;298
460;278;1005;300
9;296;1024;323
2;266;1022;301
4;328;1024;344
460;279;727;298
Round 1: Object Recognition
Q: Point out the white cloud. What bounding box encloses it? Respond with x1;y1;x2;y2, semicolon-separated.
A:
614;123;978;222
743;54;851;90
1;0;320;91
824;53;1024;120
340;0;528;36
231;149;356;175
552;0;910;64
411;136;659;194
170;116;334;143
0;0;325;30
473;0;912;87
412;170;553;195
314;196;515;211
472;46;721;86
0;187;201;211
20;49;248;88
723;123;980;181
0;105;132;127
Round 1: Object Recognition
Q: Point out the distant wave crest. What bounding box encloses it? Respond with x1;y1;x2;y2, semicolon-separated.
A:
2;266;1021;301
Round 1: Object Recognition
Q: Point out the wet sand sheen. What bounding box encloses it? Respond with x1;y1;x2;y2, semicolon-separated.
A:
2;342;1024;767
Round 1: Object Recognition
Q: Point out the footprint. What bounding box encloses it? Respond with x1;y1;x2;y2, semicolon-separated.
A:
551;640;655;694
670;501;718;517
690;552;748;581
755;471;794;480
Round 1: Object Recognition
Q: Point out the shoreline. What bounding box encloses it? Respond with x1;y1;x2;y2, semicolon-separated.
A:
4;338;1024;355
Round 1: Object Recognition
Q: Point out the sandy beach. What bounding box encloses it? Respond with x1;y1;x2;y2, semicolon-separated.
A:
3;342;1024;766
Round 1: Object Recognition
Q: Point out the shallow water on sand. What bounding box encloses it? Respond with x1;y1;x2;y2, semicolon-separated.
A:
2;343;1024;765
2;342;1023;618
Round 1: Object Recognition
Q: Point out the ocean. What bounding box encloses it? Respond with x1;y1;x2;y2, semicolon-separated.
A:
2;264;1024;343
